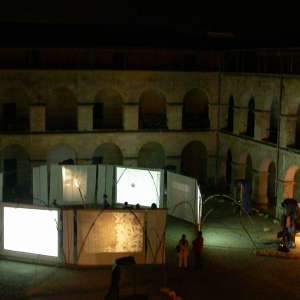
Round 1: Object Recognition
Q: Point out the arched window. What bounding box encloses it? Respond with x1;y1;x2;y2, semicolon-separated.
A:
93;89;123;130
139;90;167;129
138;142;165;169
47;144;76;165
246;98;255;137
181;141;207;185
182;89;210;129
227;96;234;132
0;145;31;203
92;143;123;165
46;87;77;131
0;88;31;132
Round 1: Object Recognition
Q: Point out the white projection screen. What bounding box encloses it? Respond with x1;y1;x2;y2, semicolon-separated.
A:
116;167;163;207
61;165;96;205
167;172;198;223
1;205;59;259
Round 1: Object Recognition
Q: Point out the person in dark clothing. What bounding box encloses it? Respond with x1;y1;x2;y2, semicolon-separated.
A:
192;231;204;269
178;234;189;268
103;194;110;209
105;264;121;300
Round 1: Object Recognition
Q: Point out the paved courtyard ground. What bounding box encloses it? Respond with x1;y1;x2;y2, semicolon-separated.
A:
1;199;300;299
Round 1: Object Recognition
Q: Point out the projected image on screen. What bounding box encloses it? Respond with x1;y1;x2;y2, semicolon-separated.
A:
78;211;144;253
4;207;59;257
62;166;88;203
116;167;161;207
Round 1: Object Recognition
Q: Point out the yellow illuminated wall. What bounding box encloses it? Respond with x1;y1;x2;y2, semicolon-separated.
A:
78;211;144;254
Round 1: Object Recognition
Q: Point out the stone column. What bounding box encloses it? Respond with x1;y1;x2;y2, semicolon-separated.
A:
207;154;217;186
30;104;45;132
254;111;270;141
280;115;297;147
167;104;182;130
219;104;228;130
123;104;138;131
208;103;218;130
78;104;93;131
233;107;248;135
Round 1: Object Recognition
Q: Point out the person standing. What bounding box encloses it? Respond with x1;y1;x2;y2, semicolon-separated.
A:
178;234;189;269
192;231;203;269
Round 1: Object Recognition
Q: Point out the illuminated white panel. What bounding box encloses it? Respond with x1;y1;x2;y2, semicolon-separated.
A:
62;166;88;204
197;184;202;229
116;167;161;207
4;207;59;257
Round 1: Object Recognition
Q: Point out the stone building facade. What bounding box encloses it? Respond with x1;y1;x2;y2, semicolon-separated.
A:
2;48;300;218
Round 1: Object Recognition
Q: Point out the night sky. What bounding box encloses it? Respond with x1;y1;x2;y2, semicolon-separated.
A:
0;2;298;48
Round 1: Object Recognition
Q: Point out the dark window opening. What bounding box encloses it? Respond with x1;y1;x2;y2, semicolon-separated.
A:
2;103;17;131
3;159;17;201
245;98;255;137
93;103;104;129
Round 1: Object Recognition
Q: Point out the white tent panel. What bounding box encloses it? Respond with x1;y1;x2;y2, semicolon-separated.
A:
60;165;97;205
1;205;59;259
33;166;48;206
167;172;197;223
0;173;3;202
97;165;114;205
49;165;63;205
116;166;163;207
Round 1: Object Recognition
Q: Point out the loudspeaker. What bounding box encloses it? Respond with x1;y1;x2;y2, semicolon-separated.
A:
115;256;136;266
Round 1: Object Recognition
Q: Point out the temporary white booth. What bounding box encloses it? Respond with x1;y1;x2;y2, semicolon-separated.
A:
0;203;166;266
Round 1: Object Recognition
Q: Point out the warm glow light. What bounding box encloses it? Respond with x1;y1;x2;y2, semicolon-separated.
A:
3;207;59;257
79;211;144;253
74;179;80;188
116;167;161;207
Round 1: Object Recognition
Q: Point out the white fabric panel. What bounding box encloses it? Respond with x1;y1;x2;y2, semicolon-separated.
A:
0;173;3;202
97;165;114;205
33;166;48;206
86;165;97;204
167;172;197;223
2;205;59;258
116;166;162;207
196;183;203;227
49;165;63;205
61;165;96;205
